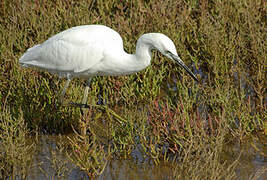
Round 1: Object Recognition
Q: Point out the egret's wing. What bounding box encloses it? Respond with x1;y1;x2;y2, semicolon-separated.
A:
19;25;123;73
20;32;100;72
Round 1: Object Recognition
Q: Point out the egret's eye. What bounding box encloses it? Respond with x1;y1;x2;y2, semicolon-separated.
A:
165;50;172;55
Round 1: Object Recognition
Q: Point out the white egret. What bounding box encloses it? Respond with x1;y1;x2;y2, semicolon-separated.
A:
19;24;198;106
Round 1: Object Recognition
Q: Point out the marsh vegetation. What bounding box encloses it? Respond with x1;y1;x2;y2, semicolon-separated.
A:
0;0;266;179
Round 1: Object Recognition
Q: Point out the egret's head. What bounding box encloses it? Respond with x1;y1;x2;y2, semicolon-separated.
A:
146;33;198;82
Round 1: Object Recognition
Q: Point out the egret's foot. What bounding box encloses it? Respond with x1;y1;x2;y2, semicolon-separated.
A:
58;100;71;107
69;102;91;109
68;102;92;116
58;101;90;108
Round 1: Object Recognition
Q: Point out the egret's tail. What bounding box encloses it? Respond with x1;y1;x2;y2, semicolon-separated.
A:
19;44;41;67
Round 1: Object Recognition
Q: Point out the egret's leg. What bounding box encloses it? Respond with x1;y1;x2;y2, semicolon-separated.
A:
59;78;71;104
79;78;92;133
82;78;92;105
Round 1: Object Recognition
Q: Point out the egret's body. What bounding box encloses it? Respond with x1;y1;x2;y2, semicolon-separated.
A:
19;25;198;105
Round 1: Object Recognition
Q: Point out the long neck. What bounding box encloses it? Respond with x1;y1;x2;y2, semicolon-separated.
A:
123;34;153;72
135;35;153;67
109;34;153;75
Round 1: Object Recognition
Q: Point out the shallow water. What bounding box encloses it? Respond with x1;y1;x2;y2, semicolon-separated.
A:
26;135;266;180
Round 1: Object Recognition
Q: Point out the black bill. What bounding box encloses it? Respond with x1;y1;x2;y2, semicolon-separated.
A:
170;53;199;82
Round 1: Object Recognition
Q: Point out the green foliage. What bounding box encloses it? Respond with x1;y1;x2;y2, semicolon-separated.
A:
0;107;36;179
66;132;108;178
0;0;266;179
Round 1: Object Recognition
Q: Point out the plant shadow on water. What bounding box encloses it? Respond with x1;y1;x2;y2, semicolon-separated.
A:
24;134;267;180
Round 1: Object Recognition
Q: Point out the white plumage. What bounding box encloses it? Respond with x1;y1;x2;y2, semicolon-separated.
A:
19;24;198;105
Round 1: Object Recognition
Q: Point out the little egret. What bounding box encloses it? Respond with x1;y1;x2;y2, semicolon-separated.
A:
19;25;198;106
